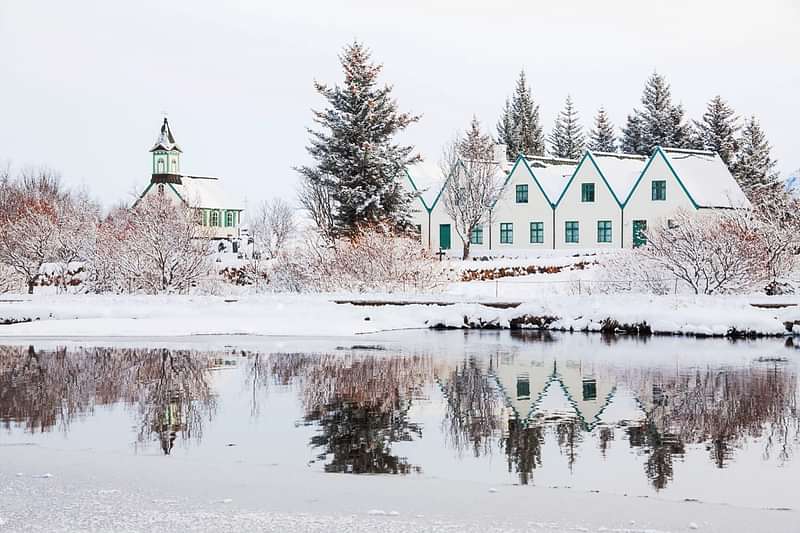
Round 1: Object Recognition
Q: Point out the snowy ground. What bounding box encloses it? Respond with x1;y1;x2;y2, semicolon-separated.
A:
1;292;799;338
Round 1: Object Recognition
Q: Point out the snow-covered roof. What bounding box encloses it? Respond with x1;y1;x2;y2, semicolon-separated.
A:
589;152;648;203
407;158;513;211
150;118;182;153
660;148;751;209
172;176;242;210
405;160;447;209
525;156;578;204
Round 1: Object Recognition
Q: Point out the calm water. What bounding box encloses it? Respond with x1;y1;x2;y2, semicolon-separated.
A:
1;332;799;509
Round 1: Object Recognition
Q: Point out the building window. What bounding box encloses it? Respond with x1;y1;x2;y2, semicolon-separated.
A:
515;184;528;203
157;159;165;173
470;225;483;245
565;221;579;243
581;183;595;202
652;180;666;201
667;219;678;229
517;374;531;400
530;221;544;244
582;379;597;401
157;183;165;195
226;211;235;227
597;220;612;243
209;210;220;227
500;223;513;244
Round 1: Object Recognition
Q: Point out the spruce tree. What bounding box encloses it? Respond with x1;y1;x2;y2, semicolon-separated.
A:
621;113;645;154
297;42;420;237
693;95;740;167
548;95;586;159
460;115;495;160
497;71;545;159
588;107;617;152
732;115;780;199
622;72;691;154
496;99;515;158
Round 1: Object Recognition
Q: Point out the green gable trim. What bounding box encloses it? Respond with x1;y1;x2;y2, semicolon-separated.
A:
621;146;700;209
403;168;433;214
552;152;624;209
491;154;556;210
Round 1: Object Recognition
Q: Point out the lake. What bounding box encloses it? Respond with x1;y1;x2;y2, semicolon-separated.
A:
1;331;798;532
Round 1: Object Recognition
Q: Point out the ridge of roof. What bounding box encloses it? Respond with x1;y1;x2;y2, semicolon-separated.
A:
660;146;715;156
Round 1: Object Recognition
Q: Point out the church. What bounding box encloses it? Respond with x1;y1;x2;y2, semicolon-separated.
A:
137;118;244;240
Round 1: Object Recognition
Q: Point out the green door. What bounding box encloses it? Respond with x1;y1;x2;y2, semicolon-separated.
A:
633;220;647;248
439;224;451;250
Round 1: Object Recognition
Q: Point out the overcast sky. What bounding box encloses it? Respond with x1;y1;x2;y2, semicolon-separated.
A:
1;0;798;209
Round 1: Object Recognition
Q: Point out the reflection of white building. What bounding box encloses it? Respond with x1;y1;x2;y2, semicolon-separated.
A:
406;146;750;253
137;118;244;240
492;357;621;430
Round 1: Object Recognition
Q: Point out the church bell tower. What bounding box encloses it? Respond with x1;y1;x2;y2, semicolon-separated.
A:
150;117;182;183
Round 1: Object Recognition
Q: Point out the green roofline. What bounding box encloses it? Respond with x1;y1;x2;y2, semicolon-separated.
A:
552;151;624;209
621;146;700;209
491;154;556;209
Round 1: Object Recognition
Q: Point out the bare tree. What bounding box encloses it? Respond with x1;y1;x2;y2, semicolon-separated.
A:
637;208;796;295
249;198;296;259
440;119;503;259
90;193;212;294
298;174;336;244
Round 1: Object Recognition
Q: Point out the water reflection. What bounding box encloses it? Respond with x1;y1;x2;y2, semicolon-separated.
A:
1;343;798;491
0;346;217;454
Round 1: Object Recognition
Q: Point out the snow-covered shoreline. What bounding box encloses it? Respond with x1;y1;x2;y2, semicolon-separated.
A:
1;293;799;338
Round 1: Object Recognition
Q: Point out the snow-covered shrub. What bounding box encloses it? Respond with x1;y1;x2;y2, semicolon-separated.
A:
273;224;450;293
89;194;212;294
621;208;797;295
0;169;98;294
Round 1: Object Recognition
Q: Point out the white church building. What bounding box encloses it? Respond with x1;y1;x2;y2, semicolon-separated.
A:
405;145;750;253
137;118;244;240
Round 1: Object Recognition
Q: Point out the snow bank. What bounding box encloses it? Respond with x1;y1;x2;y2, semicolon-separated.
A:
0;293;797;338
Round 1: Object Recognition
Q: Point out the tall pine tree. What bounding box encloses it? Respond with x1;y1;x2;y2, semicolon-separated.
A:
297;42;420;237
496;70;545;159
548;95;585;159
732;115;780;199
588;107;617;152
622;72;692;154
693;95;740;167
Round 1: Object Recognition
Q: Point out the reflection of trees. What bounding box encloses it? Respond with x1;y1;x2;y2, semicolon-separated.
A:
268;353;432;474
0;346;216;454
503;418;544;485
440;357;502;457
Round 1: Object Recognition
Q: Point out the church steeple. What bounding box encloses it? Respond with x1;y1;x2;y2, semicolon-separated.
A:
150;117;182;176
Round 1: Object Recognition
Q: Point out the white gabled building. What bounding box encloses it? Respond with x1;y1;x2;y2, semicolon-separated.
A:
406;145;749;254
137;118;244;241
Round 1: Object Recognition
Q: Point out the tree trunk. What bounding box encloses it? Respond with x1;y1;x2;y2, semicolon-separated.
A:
27;280;35;294
462;241;470;260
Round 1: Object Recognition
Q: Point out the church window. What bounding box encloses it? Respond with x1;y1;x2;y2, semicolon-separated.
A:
210;210;220;227
157;183;165;195
226;211;235;227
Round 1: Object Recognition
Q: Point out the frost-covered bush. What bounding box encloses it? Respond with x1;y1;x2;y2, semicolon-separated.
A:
273;224;450;293
615;208;798;295
88;194;212;294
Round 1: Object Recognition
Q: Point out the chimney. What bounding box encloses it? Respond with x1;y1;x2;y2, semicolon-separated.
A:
493;143;507;163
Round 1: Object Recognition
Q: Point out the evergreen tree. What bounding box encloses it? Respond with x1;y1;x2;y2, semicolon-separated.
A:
732;115;780;199
460;115;495;160
622;72;692;154
496;99;515;157
296;41;420;237
588;107;617;152
548;95;585;159
693;95;740;167
621;113;645;154
496;71;545;159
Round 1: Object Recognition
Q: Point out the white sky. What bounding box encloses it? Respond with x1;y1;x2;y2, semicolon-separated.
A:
1;0;798;209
